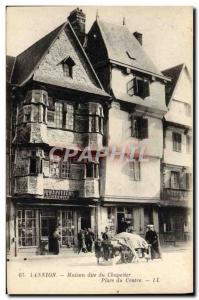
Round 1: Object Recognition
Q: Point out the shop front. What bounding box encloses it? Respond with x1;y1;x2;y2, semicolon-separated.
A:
102;203;159;238
159;207;192;244
14;200;97;256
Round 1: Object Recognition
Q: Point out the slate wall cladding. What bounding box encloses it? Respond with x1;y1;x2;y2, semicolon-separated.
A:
30;123;47;143
14;175;43;195
33;28;97;88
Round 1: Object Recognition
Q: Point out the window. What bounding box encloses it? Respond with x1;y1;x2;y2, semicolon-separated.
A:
99;117;104;134
60;211;74;247
60;56;75;78
89;116;101;133
61;160;71;179
131;116;148;139
85;163;99;178
170;171;180;189
127;77;150;98
50;161;60;178
129;160;141;181
24;112;31;123
54;102;63;128
18;210;37;247
43;106;46;123
47;110;55;123
63;104;74;130
29;157;42;175
30;158;37;174
186;135;191;153
173;132;182;152
63;63;72;77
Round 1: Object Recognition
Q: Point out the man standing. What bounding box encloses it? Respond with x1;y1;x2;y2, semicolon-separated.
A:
85;228;95;252
118;217;129;233
145;225;161;259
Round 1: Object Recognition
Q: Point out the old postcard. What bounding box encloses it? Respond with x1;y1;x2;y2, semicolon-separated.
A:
6;6;194;294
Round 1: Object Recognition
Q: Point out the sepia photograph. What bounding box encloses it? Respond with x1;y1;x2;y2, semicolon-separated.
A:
6;5;193;295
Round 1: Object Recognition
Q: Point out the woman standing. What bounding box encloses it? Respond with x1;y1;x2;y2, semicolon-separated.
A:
53;226;61;255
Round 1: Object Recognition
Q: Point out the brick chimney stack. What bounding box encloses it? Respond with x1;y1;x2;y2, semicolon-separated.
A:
68;8;86;45
133;31;143;46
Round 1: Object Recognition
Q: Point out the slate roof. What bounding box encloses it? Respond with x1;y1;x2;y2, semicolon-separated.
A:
11;23;65;85
162;63;184;105
9;21;109;98
96;20;166;79
6;55;16;83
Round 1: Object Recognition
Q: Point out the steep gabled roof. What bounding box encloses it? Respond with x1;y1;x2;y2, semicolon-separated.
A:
6;55;16;83
162;63;184;104
11;23;65;85
95;20;166;80
10;21;109;98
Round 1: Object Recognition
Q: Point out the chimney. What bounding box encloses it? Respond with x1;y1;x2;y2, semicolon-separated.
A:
68;8;86;45
133;31;143;46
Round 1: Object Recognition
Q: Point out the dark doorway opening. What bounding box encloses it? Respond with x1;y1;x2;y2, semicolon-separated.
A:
144;207;153;230
40;210;57;253
80;208;91;230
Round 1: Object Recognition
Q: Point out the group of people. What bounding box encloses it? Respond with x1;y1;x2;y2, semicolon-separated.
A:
77;228;95;254
94;224;161;263
50;223;161;261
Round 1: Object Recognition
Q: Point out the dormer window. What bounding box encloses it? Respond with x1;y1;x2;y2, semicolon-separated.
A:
127;76;150;99
59;56;75;78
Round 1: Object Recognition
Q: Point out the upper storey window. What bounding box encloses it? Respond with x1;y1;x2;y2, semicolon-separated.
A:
63;103;74;130
59;56;75;78
173;132;182;152
127;76;150;99
131;116;148;139
47;100;75;131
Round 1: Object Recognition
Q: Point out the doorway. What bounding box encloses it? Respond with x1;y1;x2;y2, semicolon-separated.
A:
144;207;153;230
80;208;91;230
40;210;57;253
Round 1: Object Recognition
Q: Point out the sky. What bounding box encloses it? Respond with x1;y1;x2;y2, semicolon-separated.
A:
6;6;193;72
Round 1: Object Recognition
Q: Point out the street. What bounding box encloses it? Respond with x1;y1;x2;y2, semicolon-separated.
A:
7;248;193;295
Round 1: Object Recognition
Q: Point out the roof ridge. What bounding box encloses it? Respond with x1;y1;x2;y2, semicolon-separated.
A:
67;21;105;91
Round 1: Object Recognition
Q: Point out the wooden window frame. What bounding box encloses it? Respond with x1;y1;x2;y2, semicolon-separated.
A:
18;209;37;247
173;132;182;152
129;160;141;181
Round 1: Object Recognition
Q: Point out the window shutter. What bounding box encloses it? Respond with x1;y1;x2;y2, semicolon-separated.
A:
131;116;136;137
134;161;141;181
164;170;171;188
137;79;144;98
129;161;135;180
127;78;135;96
141;118;148;139
180;172;186;190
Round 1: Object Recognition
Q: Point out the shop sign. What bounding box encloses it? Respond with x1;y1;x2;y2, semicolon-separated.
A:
44;189;78;200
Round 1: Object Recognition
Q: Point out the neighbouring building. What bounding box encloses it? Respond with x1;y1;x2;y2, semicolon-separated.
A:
86;19;170;237
6;9;111;256
159;64;192;243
